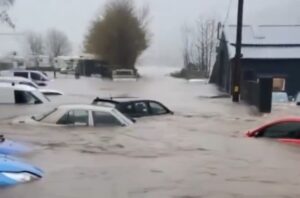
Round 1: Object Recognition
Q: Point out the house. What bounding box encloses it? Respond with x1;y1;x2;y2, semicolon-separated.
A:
0;27;26;70
210;25;300;97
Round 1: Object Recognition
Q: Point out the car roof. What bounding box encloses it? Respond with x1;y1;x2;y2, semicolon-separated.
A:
0;76;31;82
58;104;115;112
271;117;300;122
0;83;37;91
94;97;161;103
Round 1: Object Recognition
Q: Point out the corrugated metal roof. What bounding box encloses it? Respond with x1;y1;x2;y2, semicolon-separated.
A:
224;25;300;59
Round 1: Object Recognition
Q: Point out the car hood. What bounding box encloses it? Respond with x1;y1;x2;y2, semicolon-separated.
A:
0;140;32;155
0;155;43;175
39;89;64;96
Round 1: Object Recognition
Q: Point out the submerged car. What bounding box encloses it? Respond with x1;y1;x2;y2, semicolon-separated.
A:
0;155;43;186
0;70;50;86
13;104;134;127
0;83;49;105
92;97;173;118
0;135;31;155
295;92;300;106
246;117;300;144
272;92;289;104
0;76;63;96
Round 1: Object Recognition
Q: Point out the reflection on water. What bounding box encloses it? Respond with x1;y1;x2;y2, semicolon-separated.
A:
1;66;300;198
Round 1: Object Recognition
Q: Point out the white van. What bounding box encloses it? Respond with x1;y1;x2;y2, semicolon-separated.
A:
0;70;50;86
0;83;49;104
112;69;137;81
0;77;63;96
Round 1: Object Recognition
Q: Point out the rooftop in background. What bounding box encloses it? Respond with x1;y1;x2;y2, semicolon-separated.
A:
223;25;300;59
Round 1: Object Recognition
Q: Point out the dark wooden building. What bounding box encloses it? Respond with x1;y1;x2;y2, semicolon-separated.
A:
211;25;300;97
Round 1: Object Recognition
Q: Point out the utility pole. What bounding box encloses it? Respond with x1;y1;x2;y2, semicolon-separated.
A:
232;0;244;102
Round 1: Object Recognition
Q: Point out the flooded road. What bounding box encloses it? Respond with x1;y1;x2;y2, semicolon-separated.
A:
1;66;300;198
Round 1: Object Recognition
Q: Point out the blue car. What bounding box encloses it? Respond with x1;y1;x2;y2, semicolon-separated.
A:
0;155;44;186
0;135;31;155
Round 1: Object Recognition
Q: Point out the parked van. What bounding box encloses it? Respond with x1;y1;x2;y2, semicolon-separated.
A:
0;83;49;104
0;70;50;86
0;77;63;96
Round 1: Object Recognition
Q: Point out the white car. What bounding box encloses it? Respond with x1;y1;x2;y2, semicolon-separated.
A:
12;104;134;127
0;77;63;96
0;70;50;86
0;83;49;105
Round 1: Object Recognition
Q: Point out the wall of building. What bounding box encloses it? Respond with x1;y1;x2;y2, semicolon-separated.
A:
242;59;300;97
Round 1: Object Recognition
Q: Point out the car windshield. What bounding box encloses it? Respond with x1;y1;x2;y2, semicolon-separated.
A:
272;92;289;103
33;108;57;121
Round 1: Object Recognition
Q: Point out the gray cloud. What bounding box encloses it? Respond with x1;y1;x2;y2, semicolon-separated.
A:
5;0;300;67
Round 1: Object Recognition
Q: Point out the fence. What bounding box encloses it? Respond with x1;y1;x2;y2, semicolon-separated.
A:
241;78;273;113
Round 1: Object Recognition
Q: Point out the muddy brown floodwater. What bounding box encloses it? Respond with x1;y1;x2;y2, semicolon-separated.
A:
1;66;300;198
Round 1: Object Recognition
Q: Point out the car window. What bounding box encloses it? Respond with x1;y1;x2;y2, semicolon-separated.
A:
14;90;42;104
57;110;89;126
31;72;42;81
134;102;149;115
92;111;122;126
121;103;135;114
14;72;28;78
259;122;300;138
149;102;168;115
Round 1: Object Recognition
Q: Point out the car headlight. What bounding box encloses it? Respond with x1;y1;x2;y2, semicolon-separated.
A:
2;172;40;183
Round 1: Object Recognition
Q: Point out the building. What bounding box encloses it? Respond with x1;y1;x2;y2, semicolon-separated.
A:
0;26;26;70
55;54;109;77
210;25;300;97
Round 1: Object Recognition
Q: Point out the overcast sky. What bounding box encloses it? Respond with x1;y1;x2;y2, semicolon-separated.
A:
6;0;300;67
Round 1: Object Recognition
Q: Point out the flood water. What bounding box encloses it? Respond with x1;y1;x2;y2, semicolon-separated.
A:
1;66;300;198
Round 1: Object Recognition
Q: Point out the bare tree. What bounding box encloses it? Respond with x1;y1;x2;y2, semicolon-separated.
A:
180;18;217;78
0;0;15;28
181;24;193;69
196;19;217;77
0;0;14;6
46;29;71;58
25;32;44;67
84;0;150;69
45;29;71;78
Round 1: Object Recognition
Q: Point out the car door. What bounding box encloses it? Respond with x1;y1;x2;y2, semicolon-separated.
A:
148;101;170;116
57;110;90;127
92;111;123;127
256;122;300;139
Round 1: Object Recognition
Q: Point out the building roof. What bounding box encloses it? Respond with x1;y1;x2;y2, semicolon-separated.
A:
224;25;300;59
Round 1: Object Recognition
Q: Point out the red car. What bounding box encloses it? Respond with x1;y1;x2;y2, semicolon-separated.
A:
246;117;300;144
